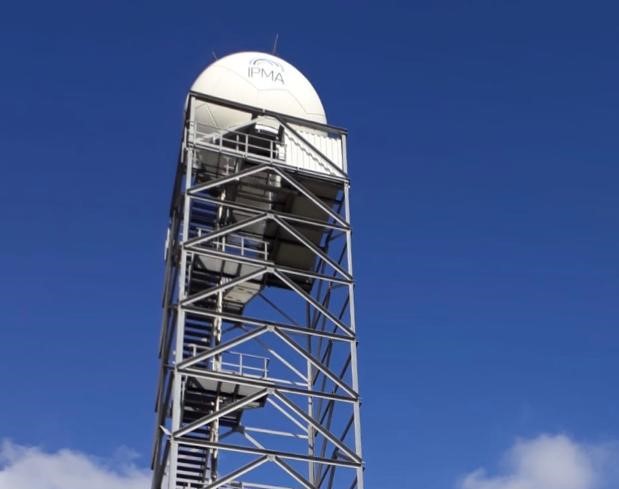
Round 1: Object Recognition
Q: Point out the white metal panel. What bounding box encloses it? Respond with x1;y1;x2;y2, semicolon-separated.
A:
283;125;344;176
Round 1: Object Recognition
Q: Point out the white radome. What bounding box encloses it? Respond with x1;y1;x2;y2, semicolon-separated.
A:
190;51;327;131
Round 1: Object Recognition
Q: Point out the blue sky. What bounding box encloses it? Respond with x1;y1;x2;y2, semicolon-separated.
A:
1;1;619;488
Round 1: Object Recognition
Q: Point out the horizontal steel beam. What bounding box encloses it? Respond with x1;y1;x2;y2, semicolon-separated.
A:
187;91;348;135
184;246;352;286
176;437;361;468
188;193;349;232
181;306;354;342
178;366;356;403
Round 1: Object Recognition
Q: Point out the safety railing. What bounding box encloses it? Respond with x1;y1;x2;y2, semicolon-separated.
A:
192;121;285;161
189;120;344;178
184;348;269;379
191;226;269;261
218;351;269;378
182;479;292;489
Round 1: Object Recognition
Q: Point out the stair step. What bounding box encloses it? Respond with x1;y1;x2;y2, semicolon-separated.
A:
177;464;204;474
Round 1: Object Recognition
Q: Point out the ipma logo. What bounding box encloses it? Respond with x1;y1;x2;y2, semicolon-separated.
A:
248;58;285;84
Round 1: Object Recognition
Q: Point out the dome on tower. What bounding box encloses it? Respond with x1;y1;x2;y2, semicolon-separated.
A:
190;51;326;131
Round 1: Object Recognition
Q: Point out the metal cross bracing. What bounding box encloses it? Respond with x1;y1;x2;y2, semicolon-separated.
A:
150;94;364;489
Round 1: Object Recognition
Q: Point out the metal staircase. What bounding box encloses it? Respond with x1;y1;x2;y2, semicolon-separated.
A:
169;147;278;489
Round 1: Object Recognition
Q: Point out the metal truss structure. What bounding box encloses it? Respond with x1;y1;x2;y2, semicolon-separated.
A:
150;93;364;489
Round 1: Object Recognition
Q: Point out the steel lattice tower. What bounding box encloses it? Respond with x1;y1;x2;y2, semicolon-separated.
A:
150;54;364;489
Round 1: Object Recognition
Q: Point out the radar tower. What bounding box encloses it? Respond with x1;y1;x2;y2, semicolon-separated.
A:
150;52;365;489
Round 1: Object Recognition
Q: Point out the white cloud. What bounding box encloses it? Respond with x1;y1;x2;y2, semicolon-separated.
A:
460;434;619;489
0;439;150;489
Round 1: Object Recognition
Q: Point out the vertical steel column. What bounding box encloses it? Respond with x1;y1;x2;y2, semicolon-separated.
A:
208;186;227;483
341;133;364;489
168;97;195;489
